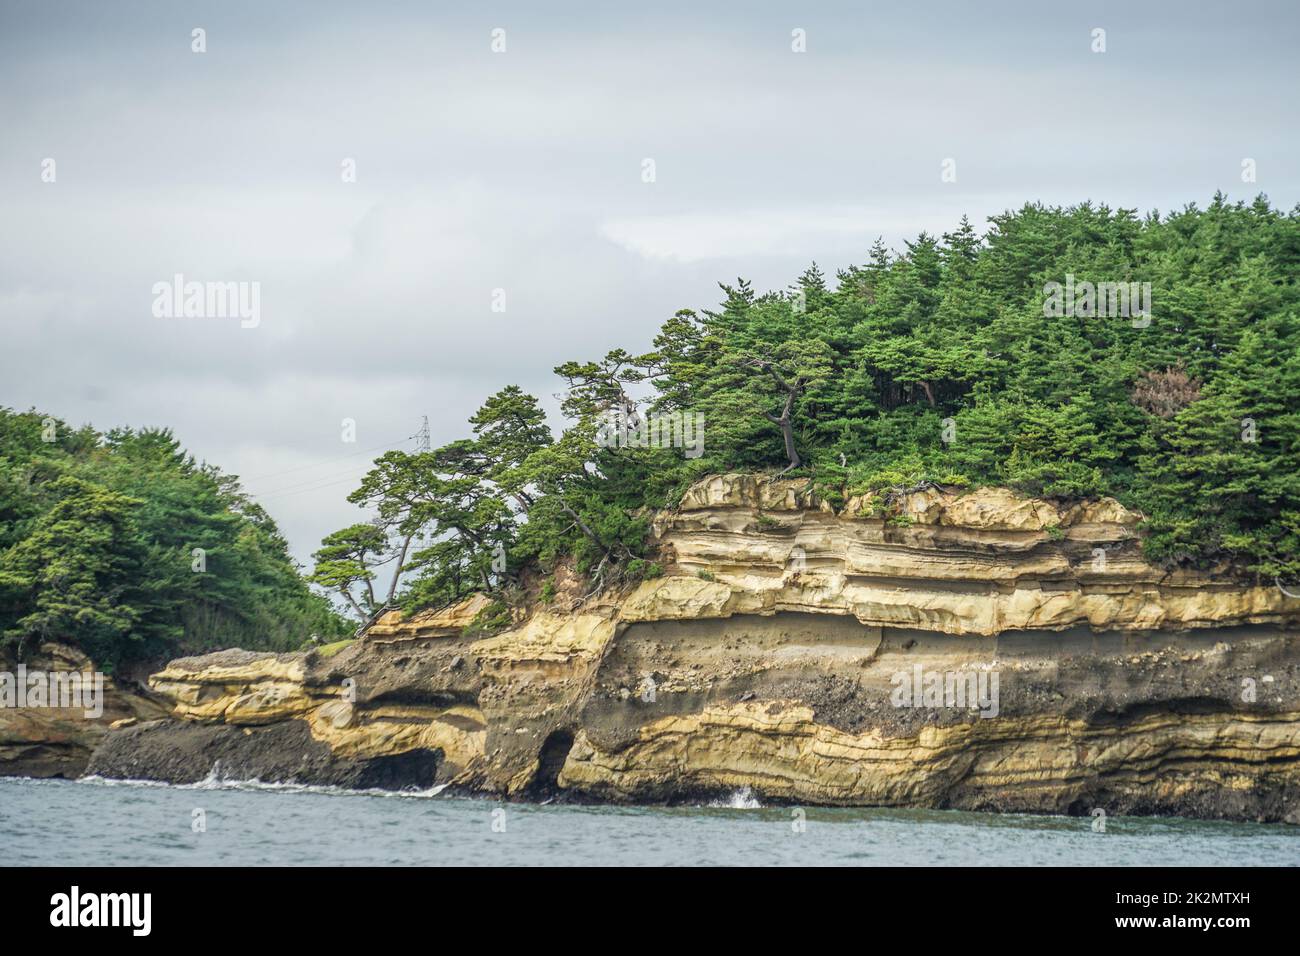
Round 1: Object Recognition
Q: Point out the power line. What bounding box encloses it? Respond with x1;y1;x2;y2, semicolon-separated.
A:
237;436;410;483
255;472;372;504
252;464;376;500
248;418;429;502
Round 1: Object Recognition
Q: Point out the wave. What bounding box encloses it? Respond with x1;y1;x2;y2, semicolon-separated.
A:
75;765;452;800
709;786;762;809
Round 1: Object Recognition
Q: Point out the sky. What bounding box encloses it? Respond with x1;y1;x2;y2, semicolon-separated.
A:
1;0;1298;565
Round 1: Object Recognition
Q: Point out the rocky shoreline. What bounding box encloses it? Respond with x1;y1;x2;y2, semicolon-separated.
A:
13;476;1300;823
0;643;168;779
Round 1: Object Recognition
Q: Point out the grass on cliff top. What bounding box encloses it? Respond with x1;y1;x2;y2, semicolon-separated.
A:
316;639;357;658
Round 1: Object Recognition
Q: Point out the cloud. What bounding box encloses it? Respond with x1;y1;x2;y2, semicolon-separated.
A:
1;0;1297;563
600;211;873;262
598;203;1033;263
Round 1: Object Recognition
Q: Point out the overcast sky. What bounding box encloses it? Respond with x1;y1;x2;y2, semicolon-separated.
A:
2;0;1297;565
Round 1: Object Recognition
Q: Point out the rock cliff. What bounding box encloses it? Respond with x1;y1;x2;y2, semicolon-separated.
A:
85;476;1300;822
0;643;168;778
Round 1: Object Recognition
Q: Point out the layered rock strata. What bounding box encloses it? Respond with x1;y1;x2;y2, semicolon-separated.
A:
0;643;168;778
83;476;1300;822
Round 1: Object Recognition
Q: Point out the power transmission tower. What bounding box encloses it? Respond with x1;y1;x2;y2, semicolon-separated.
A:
414;415;430;453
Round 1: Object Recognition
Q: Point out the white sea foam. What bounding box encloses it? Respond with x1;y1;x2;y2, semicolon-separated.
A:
76;769;451;800
710;786;762;809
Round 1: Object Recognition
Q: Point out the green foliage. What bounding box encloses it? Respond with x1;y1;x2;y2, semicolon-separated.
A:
844;455;958;496
625;559;663;580
1131;312;1300;576
460;599;512;638
312;194;1300;613
0;409;349;667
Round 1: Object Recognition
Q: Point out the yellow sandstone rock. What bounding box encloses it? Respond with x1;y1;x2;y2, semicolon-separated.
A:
560;700;1300;811
119;476;1300;821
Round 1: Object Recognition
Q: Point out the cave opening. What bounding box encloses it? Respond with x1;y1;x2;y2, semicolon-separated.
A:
530;730;575;797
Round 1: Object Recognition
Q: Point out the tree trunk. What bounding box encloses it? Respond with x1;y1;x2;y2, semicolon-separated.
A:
560;501;608;554
340;590;367;621
385;533;414;606
777;417;800;473
766;385;801;474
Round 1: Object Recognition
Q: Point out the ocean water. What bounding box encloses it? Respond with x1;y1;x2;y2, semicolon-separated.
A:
1;776;1296;866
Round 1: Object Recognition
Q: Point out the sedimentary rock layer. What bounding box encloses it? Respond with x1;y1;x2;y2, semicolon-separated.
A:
81;476;1300;822
0;644;167;778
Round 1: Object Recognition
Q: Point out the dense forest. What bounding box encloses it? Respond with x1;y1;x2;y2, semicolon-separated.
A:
5;195;1298;666
0;410;349;669
311;194;1300;629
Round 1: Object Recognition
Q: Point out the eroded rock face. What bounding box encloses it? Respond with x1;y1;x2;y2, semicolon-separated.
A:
150;650;315;724
86;718;443;790
81;477;1300;822
0;644;168;778
88;607;619;793
564;618;1300;822
637;475;1297;635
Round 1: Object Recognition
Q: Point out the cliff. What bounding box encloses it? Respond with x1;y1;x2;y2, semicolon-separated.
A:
85;476;1300;822
0;643;168;778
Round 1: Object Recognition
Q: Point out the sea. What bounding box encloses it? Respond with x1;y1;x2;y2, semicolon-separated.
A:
2;776;1296;866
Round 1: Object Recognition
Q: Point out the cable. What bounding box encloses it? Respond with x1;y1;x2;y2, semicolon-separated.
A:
237;436;411;482
252;459;386;499
254;472;372;504
241;421;427;503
